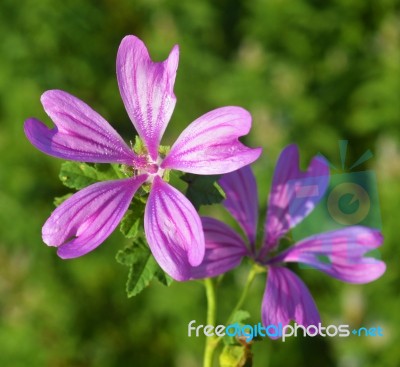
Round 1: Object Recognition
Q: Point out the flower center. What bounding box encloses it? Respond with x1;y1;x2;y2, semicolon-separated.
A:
147;163;159;174
138;156;165;183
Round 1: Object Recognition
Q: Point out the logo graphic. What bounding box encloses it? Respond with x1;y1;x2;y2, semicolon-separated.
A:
289;140;382;268
327;181;371;225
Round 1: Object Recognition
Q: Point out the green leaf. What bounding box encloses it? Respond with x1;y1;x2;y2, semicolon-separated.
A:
115;245;137;267
59;162;98;189
180;173;226;210
119;196;146;239
230;310;251;324
168;170;186;192
120;210;141;239
126;247;159;297
116;241;157;297
155;269;173;287
59;162;121;189
94;163;123;179
116;239;173;297
53;193;73;207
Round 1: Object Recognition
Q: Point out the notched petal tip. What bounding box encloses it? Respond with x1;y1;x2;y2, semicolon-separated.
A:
117;35;178;161
278;226;386;284
24;117;51;143
312;154;329;167
119;36;179;66
25;90;139;164
167;44;180;73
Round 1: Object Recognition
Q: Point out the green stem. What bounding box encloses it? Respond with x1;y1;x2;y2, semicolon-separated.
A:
217;265;259;343
203;278;218;367
202;265;262;367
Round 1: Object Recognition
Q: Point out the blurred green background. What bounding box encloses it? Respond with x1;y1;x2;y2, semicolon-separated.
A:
0;0;399;366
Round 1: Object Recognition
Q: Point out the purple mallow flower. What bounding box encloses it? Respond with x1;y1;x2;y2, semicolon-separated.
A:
190;145;385;327
24;35;261;280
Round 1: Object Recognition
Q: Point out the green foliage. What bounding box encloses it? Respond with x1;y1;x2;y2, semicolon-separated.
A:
59;161;121;189
119;196;146;239
53;193;73;207
181;173;226;210
230;310;251;324
116;240;172;298
117;191;172;297
119;209;141;239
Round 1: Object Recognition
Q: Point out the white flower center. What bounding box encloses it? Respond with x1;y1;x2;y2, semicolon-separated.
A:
138;156;164;183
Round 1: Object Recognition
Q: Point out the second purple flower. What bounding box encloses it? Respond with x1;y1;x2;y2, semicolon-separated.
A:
190;145;385;327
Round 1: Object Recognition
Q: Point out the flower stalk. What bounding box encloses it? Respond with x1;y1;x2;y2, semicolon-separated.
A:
203;265;261;366
203;278;218;367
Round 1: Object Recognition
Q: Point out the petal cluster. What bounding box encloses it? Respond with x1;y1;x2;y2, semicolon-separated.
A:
190;145;385;330
24;35;261;280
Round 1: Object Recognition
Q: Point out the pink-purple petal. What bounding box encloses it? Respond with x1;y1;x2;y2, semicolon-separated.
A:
262;144;329;254
273;226;386;283
24;90;142;165
116;35;178;161
43;175;147;258
189;217;248;279
262;266;320;329
144;177;204;281
219;166;259;247
161;106;262;174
